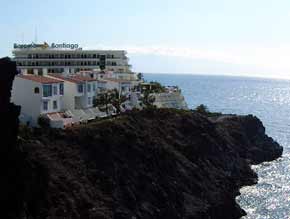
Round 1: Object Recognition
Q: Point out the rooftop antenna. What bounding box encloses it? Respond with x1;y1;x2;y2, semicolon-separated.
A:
34;26;38;43
21;32;24;43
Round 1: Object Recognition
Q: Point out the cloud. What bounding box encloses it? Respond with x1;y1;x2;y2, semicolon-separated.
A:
86;44;240;63
85;44;290;78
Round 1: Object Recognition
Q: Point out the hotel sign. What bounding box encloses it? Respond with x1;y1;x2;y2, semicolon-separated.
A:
14;42;81;50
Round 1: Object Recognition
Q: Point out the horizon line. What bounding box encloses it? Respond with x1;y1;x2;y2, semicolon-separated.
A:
141;72;290;81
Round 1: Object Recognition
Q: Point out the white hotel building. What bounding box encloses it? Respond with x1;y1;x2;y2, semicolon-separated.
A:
13;42;132;75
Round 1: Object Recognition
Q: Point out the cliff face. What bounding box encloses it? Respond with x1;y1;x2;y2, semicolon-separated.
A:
0;58;24;218
0;59;283;219
18;109;282;219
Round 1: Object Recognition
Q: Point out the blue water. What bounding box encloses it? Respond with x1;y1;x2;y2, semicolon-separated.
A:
144;73;290;219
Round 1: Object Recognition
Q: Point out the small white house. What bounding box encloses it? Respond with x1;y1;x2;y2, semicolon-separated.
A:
12;74;67;127
48;74;103;122
48;74;97;109
101;78;133;96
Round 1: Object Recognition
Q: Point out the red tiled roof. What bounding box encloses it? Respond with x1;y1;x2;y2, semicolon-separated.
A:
17;74;63;84
49;74;97;83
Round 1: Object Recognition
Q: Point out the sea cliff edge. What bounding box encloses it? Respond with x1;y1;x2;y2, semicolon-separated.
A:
1;57;283;219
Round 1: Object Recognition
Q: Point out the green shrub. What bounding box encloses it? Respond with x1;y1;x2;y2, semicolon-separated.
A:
194;104;222;117
195;104;208;114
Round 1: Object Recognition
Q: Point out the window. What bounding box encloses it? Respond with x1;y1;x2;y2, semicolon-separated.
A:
78;84;84;93
93;83;96;91
53;85;58;95
59;83;64;95
34;87;40;94
43;101;48;111
88;97;92;105
53;100;58;109
87;83;91;92
43;85;52;97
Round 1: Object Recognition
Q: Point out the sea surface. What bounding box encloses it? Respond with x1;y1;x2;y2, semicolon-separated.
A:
144;73;290;219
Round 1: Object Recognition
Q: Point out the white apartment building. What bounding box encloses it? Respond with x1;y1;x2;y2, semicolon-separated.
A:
12;73;107;128
11;74;70;127
48;74;97;109
48;74;105;123
100;78;133;96
13;42;132;75
77;70;140;95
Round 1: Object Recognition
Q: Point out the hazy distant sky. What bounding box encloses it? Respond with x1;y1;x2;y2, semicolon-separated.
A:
1;0;290;78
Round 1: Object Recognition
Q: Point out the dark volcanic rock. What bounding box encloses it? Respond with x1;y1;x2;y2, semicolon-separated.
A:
17;109;282;219
212;115;282;164
0;57;17;112
0;58;283;218
0;57;24;218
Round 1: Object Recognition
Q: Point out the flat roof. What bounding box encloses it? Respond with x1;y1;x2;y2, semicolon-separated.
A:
13;49;126;54
102;78;134;83
17;74;63;84
49;74;98;83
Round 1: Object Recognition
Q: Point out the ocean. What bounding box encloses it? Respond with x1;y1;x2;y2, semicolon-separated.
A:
144;73;290;219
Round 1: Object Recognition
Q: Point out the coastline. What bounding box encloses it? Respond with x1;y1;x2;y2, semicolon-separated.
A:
1;57;283;218
14;109;283;218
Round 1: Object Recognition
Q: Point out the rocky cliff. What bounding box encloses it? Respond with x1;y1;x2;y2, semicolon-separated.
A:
0;57;25;218
17;110;282;219
1;58;283;219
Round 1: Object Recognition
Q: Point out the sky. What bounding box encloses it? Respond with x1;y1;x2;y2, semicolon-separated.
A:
1;0;290;78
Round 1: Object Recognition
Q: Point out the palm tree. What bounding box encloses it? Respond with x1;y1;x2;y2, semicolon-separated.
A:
94;89;128;114
141;90;156;108
137;73;144;81
111;89;128;113
93;91;112;114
